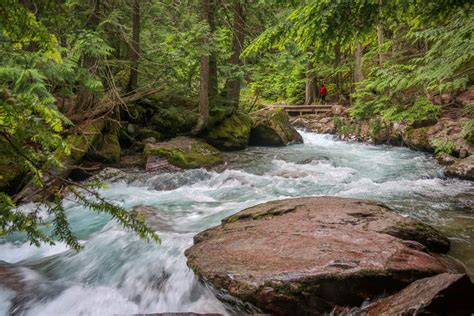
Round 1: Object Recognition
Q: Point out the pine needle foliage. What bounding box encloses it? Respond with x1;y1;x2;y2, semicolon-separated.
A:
0;1;159;250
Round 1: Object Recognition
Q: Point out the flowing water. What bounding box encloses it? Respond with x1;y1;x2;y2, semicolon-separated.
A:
1;131;473;315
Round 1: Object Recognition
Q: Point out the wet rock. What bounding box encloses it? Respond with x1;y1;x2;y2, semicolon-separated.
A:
249;109;303;146
86;133;121;163
131;205;174;231
144;137;224;169
0;262;25;293
445;155;474;180
145;156;182;173
365;273;474;315
205;112;253;151
92;167;130;182
436;152;458;166
185;197;456;315
116;154;145;169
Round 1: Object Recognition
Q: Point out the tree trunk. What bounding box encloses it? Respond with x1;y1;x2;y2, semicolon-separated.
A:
194;0;210;134
354;41;364;84
377;0;384;66
127;0;140;92
334;42;342;97
304;60;317;105
208;0;218;98
225;0;245;108
77;0;100;111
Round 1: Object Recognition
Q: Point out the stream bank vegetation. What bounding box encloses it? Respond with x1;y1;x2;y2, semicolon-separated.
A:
0;0;473;248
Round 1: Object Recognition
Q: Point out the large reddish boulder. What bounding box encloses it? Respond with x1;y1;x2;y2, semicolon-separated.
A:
365;273;474;315
185;197;459;315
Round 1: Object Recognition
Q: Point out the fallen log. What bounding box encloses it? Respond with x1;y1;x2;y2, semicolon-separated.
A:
69;87;162;123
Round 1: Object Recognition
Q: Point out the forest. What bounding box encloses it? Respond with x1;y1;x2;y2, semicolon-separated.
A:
0;0;473;315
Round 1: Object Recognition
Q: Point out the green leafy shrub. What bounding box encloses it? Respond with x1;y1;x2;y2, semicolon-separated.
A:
432;138;456;155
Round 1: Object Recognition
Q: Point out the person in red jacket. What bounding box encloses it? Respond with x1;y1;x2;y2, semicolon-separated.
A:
320;84;327;104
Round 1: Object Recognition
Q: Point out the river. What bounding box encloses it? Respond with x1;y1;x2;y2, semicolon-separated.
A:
0;130;473;315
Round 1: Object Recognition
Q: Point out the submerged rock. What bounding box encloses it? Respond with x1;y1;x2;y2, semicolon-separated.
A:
144;137;224;169
0;262;25;293
131;205;174;231
185;197;457;315
365;273;474;315
204;112;253;151
249;109;303;146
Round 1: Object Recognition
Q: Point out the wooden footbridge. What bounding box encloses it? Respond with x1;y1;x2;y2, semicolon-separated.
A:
267;104;333;116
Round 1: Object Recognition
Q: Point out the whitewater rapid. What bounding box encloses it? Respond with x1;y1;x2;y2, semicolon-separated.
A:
0;131;473;315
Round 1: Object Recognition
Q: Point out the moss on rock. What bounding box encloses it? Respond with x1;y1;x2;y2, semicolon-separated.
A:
205;112;252;151
249;108;303;146
403;127;431;151
144;136;224;169
86;133;121;163
136;127;161;141
151;107;198;137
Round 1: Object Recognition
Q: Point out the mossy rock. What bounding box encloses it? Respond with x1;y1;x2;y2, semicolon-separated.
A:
151;107;198;137
144;136;224;169
368;118;392;144
403;127;432;151
249;108;303;146
136;127;161;141
204;112;252;151
86;133;121;163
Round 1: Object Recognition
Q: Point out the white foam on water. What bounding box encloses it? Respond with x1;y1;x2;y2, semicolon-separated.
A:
1;130;472;315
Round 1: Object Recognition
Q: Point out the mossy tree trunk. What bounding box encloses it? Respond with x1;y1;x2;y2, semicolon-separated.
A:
77;0;100;111
354;41;364;85
208;0;218;98
225;0;245;108
304;60;317;105
127;0;140;92
194;0;211;134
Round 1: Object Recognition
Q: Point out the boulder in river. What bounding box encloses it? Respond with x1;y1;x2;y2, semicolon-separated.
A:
131;205;174;231
249;108;303;146
185;197;458;315
144;136;224;169
364;273;474;315
0;262;25;293
204;112;253;151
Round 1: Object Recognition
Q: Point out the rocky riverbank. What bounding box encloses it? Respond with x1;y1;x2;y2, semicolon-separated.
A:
185;196;474;315
0;101;303;196
290;88;474;180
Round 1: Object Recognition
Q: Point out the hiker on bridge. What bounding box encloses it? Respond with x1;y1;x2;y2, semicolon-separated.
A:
320;84;327;104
